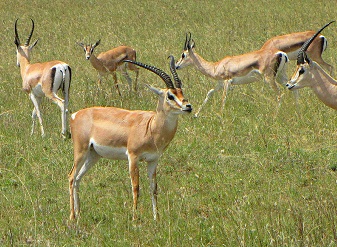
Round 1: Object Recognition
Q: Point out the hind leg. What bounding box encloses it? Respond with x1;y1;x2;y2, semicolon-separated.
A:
121;69;133;93
30;93;44;137
69;149;100;220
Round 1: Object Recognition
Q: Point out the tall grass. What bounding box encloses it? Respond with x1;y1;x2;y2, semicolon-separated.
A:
1;0;337;246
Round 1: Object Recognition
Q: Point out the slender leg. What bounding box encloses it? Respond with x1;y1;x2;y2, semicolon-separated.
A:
221;79;231;112
194;80;224;118
29;93;44;137
48;93;67;138
147;160;159;220
97;73;103;87
31;107;37;136
112;72;122;96
133;70;139;92
69;149;100;220
128;153;139;220
121;69;133;93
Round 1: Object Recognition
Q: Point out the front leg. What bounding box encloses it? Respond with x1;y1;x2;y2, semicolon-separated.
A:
128;153;140;220
221;79;231;112
195;80;224;118
112;72;122;96
147;160;159;221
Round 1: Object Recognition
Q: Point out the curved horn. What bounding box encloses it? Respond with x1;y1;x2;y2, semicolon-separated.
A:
297;20;335;65
124;60;175;89
92;39;101;48
14;19;20;46
168;55;182;88
184;32;191;50
24;19;35;46
186;32;192;50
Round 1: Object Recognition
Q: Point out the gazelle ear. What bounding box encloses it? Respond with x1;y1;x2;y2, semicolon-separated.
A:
95;39;101;47
145;84;164;95
29;39;39;49
191;39;195;49
304;53;311;65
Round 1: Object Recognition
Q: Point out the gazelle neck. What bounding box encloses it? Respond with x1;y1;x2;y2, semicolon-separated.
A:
18;48;31;79
310;62;337;110
89;54;106;72
148;98;179;148
188;49;221;79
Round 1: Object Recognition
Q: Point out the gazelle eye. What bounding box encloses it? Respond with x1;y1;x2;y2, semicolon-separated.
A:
181;53;185;59
299;67;305;75
168;94;175;100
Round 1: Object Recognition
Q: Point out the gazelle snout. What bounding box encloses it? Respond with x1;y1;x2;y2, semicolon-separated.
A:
182;103;192;112
285;80;296;90
175;60;184;70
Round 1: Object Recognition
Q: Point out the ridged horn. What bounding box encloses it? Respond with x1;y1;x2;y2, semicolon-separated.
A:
185;32;192;50
124;60;175;89
24;19;35;46
14;19;20;46
184;32;190;50
168;55;182;88
297;20;335;65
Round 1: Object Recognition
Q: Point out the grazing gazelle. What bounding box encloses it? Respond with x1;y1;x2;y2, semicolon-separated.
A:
68;56;192;221
77;40;139;96
261;27;333;75
175;33;289;117
286;21;336;109
14;19;71;138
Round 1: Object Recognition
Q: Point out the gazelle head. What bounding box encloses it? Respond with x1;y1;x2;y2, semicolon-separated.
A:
125;56;192;114
175;32;195;70
286;21;335;90
14;19;39;67
76;40;101;60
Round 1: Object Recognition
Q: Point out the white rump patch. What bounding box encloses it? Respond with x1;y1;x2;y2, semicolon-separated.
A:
71;112;78;120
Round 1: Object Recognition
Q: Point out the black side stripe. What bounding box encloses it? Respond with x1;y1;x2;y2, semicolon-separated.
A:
50;67;56;92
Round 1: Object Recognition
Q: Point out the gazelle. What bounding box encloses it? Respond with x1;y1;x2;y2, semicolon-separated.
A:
286;21;337;109
175;33;289;117
68;56;192;221
77;40;139;96
261;27;333;75
14;19;71;138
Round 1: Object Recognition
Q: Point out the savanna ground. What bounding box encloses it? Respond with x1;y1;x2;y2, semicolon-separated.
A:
1;0;337;246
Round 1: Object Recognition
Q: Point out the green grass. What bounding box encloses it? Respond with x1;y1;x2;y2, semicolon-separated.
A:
2;0;337;246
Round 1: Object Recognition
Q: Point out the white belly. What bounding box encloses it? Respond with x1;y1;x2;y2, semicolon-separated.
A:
231;69;262;85
90;138;161;162
91;139;128;160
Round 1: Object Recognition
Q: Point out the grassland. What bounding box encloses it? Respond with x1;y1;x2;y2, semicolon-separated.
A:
1;0;337;246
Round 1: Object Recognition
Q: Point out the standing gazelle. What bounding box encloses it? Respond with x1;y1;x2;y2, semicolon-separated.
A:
286;21;337;109
14;19;71;138
68;56;192;221
77;40;139;96
175;33;289;117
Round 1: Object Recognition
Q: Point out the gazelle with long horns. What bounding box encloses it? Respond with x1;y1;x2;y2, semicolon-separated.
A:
175;33;289;117
77;40;139;96
68;56;192;221
14;19;71;138
261;28;333;75
286;21;337;109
